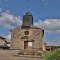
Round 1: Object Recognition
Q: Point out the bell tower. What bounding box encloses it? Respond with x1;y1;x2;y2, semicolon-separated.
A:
22;11;33;27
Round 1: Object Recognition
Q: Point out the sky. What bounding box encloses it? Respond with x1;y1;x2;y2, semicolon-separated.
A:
0;0;60;46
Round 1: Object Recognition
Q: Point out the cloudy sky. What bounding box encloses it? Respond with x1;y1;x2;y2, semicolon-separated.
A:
0;0;60;46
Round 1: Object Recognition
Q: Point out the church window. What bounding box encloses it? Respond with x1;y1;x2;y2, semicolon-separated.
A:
24;31;29;35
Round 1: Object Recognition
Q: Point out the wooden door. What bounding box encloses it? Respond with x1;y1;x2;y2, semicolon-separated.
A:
24;41;28;49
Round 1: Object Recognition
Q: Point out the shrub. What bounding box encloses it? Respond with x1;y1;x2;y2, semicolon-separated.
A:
44;48;60;60
17;51;24;55
36;51;42;56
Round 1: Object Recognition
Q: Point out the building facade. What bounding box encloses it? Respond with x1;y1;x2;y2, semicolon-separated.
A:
10;12;44;51
0;36;7;46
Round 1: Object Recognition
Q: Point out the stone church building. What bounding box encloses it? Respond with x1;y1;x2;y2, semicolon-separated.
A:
10;12;44;51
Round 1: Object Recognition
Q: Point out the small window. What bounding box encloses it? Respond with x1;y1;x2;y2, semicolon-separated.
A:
24;31;29;35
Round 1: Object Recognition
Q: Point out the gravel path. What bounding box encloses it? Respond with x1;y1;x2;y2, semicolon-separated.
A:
0;50;44;60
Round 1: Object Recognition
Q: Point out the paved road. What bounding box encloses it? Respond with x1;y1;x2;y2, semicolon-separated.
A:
0;50;44;60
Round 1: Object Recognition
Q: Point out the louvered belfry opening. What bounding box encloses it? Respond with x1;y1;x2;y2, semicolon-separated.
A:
22;11;33;27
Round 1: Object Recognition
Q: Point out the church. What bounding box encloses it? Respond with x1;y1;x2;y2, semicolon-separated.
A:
10;12;44;51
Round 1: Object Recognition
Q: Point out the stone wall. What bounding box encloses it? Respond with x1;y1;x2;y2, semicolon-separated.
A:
0;38;6;46
32;29;43;51
10;26;44;51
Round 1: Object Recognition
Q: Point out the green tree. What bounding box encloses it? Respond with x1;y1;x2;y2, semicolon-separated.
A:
44;48;60;60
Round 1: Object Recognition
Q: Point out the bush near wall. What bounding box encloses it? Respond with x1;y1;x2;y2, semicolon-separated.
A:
44;48;60;60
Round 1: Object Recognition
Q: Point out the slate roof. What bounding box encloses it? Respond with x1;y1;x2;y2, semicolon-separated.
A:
0;36;7;43
26;11;32;15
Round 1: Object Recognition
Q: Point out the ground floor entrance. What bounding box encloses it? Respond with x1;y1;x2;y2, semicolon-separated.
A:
24;41;33;49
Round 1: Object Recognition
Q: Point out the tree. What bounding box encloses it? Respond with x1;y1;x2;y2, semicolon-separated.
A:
47;48;60;60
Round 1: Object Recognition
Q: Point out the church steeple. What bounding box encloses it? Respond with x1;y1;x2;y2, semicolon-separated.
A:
22;11;33;27
26;11;31;15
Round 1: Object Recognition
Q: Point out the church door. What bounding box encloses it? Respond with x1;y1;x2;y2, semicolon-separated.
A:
24;41;28;49
24;41;33;49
